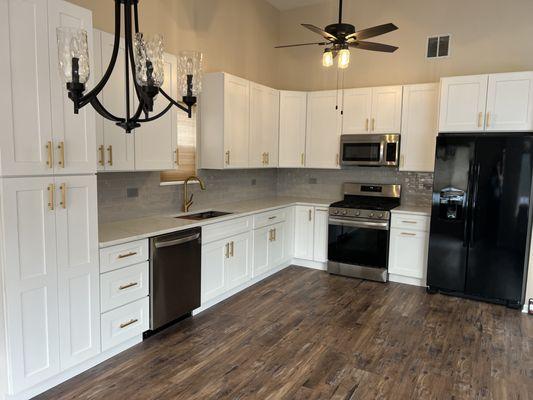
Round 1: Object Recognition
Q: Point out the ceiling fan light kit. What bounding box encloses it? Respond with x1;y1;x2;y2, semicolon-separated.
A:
276;0;399;69
56;0;203;133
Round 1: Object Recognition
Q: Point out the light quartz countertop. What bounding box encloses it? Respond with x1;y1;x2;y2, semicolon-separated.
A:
99;196;336;248
392;204;432;216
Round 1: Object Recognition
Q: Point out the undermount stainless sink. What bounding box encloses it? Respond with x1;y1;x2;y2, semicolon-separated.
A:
177;211;233;221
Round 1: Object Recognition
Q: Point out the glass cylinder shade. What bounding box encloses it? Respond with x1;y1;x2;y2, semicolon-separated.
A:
56;27;90;84
134;33;165;88
177;51;203;97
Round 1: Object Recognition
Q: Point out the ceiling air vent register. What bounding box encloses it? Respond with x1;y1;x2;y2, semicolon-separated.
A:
427;35;450;58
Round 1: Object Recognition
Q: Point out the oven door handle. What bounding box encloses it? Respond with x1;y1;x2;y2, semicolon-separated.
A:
329;218;389;231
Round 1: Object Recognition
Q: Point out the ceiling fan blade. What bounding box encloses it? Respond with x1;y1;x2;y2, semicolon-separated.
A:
275;42;327;48
346;23;398;41
301;24;338;41
349;41;398;53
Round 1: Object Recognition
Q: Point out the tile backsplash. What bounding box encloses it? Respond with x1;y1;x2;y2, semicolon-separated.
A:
97;168;433;223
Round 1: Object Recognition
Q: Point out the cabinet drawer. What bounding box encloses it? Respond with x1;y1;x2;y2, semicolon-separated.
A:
100;262;149;313
202;216;251;244
391;214;430;232
100;239;149;273
253;208;287;229
101;297;149;351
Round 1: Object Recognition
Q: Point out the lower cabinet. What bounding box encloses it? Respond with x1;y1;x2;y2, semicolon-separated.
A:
253;222;286;277
388;213;430;285
294;206;329;263
201;231;252;304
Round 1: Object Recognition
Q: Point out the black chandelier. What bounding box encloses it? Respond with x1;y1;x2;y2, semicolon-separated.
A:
56;0;202;133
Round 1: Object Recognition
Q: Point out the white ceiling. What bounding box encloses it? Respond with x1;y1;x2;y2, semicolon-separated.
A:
265;0;328;11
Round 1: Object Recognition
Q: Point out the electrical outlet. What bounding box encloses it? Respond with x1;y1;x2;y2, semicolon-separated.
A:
251;179;257;186
126;188;139;198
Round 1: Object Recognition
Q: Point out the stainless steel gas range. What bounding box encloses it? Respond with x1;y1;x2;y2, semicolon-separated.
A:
327;183;401;282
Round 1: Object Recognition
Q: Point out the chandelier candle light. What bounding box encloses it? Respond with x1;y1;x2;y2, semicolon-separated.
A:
56;0;203;133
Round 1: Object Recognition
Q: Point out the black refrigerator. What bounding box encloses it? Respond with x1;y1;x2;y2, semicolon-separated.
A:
427;133;533;308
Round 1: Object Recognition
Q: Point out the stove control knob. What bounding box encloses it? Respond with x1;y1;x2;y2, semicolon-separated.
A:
369;212;375;218
332;210;339;215
378;213;384;219
355;210;361;216
341;210;347;216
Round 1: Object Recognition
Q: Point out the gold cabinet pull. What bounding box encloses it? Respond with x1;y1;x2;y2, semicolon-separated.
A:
301;153;305;166
269;229;273;242
400;232;417;237
371;118;376;131
308;209;312;221
46;141;53;168
225;243;230;258
47;184;55;211
225;150;230;166
175;147;180;166
59;183;66;209
365;118;369;131
119;319;138;329
486;112;491;128
99;145;105;166
272;228;276;241
336;154;339;166
119;282;139;290
478;112;483;128
117;251;137;259
266;152;270;165
107;145;113;166
57;141;65;168
229;241;234;257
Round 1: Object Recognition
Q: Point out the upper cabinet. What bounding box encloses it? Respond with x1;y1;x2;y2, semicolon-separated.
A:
400;83;439;172
342;86;402;134
249;83;279;168
279;91;307;168
0;0;95;177
439;72;533;132
306;90;341;169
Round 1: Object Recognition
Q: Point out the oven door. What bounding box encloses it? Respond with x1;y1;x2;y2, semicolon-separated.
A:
327;217;390;281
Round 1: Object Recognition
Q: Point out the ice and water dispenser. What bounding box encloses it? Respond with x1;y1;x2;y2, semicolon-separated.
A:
438;187;466;220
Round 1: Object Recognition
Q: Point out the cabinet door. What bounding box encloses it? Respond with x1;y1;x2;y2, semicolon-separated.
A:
268;222;285;269
55;175;100;370
201;239;228;303
294;206;314;260
485;72;533;131
342;88;372;134
48;0;96;175
306;91;341;169
439;75;488;132
224;74;250;168
134;53;178;171
313;208;328;262
226;232;252;290
99;31;135;171
388;228;429;281
400;83;439;172
1;177;60;392
370;86;403;133
253;226;270;277
250;83;279;168
0;0;53;176
279;91;307;168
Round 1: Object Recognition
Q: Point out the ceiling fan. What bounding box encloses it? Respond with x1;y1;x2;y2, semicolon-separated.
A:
275;0;398;69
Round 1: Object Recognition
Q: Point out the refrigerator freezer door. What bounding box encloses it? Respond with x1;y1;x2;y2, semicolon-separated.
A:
428;136;475;292
465;136;533;304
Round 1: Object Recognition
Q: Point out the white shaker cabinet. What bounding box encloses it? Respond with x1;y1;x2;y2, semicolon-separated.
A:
0;0;95;177
369;86;403;133
439;75;488;132
225;232;252;290
306;91;341;169
294;206;315;259
1;175;99;393
94;30;135;171
253;222;286;277
313;207;329;262
278;91;307;168
400;83;439;172
249;83;279;168
134;53;179;171
200;72;250;169
485;72;533;131
342;87;372;134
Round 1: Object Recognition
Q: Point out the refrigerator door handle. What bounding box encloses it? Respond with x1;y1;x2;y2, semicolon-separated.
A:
462;161;475;248
469;163;481;247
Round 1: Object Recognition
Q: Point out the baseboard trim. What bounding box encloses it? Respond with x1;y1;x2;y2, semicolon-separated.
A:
389;274;426;287
6;336;143;400
292;258;327;271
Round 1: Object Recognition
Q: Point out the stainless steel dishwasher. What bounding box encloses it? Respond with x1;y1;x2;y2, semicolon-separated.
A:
150;227;201;331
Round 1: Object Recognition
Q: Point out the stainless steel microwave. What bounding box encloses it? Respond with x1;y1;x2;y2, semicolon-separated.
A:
340;134;400;167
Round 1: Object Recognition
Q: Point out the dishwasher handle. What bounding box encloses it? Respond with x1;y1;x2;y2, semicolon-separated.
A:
154;233;200;249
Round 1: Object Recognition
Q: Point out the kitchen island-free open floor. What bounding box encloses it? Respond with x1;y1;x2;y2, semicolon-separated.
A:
36;266;533;400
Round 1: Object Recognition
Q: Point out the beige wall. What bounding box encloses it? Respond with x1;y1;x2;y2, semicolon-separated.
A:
278;0;533;90
67;0;281;88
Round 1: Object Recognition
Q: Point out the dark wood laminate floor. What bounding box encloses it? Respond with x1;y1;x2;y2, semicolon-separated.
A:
37;266;533;400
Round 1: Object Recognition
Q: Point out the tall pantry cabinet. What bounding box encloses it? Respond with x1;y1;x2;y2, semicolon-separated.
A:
0;0;100;397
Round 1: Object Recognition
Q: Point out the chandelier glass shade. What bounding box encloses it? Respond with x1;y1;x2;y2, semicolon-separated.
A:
56;0;202;133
